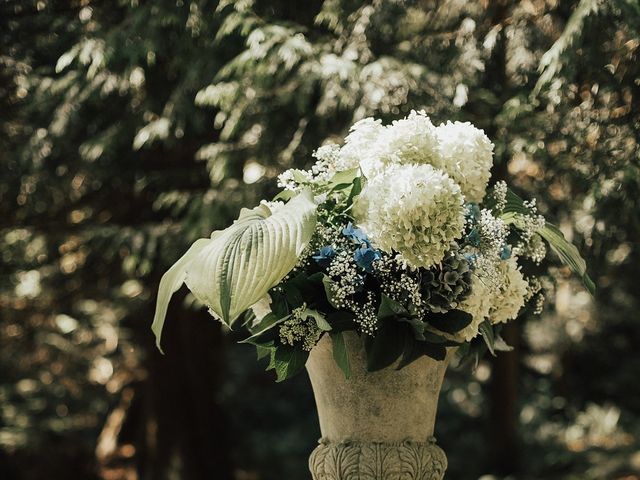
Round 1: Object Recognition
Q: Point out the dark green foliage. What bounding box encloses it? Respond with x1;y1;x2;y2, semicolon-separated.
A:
2;0;639;479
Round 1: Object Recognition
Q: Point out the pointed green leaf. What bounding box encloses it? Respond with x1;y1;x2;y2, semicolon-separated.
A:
538;222;595;296
330;331;350;379
306;309;332;331
377;294;409;320
478;321;496;357
151;238;211;353
364;321;405;372
256;345;272;361
322;275;340;309
426;309;473;334
183;190;317;326
498;188;594;295
241;313;290;346
273;345;309;382
494;334;514;352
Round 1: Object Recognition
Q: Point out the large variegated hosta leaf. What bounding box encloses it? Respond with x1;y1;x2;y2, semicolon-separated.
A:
152;190;317;352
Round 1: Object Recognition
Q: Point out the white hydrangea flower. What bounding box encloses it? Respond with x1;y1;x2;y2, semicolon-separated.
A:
435;121;494;203
360;110;441;177
353;163;465;269
454;276;493;341
489;257;529;324
336;117;384;173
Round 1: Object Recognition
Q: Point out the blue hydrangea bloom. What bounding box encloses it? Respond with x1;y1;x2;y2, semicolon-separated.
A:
354;246;381;273
500;244;512;260
342;222;370;246
466;228;481;247
312;246;336;267
464;253;477;265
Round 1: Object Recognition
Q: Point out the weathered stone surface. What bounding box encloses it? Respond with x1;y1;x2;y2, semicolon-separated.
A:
306;332;451;480
309;439;447;480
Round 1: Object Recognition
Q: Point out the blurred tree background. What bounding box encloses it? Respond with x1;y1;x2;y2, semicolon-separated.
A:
1;0;639;479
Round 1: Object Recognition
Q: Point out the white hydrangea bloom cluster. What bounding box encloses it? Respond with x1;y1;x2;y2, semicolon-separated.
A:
435;121;494;203
336;117;384;173
454;276;493;341
353;164;465;269
277;144;342;191
452;256;528;341
488;257;529;324
356;111;441;177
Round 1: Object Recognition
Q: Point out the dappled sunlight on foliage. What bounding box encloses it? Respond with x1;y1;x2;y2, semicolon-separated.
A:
1;0;639;479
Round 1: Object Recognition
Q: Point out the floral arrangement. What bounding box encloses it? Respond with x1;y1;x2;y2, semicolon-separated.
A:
152;111;593;381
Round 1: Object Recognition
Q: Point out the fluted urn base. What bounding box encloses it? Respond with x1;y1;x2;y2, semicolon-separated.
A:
306;332;452;480
309;438;447;480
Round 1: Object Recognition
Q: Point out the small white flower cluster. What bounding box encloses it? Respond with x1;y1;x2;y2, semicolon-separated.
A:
375;253;426;317
277;144;342;191
478;209;509;256
353;163;465;268
526;277;545;315
491;180;508;212
348;291;379;336
326;250;363;308
279;304;322;351
513;199;547;264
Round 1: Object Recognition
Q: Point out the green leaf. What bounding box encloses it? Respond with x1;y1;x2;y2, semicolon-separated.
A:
426;309;473;334
322;275;340;309
398;316;426;341
283;283;304;308
273;345;309;382
422;331;461;346
330;331;350;379
498;188;594;296
305;308;332;331
539;222;595;296
364;321;405;372
478;321;496;357
173;190;317;328
151;238;211;353
273;189;295;201
397;337;447;370
326;310;356;332
494;334;514;352
327;168;359;189
241;314;290;346
377;294;409;320
347;176;363;204
256;345;272;361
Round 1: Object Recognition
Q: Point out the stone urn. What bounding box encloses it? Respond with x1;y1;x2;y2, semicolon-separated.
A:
306;331;452;480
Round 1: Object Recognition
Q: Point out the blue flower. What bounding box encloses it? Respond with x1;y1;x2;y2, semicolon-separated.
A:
464;253;477;265
354;246;381;273
312;246;336;267
465;203;481;223
342;222;370;246
466;228;481;247
500;244;512;260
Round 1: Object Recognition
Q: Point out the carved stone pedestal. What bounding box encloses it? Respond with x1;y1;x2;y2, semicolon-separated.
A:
306;332;451;480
